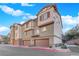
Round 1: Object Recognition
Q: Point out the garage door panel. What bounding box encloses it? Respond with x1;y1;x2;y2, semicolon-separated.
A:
35;39;49;47
14;40;18;45
24;40;30;46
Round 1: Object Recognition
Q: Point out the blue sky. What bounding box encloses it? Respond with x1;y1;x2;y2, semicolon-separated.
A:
0;3;79;35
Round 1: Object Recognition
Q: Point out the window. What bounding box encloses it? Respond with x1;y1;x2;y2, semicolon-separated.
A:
40;11;50;21
47;12;50;18
44;13;47;20
36;29;39;34
41;27;47;32
40;15;43;21
26;23;28;28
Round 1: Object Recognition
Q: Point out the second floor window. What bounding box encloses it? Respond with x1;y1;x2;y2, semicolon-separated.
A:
47;12;50;18
26;23;28;28
26;22;32;28
40;11;50;21
40;15;43;21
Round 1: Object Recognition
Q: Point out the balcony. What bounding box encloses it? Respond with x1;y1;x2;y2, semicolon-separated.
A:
32;32;40;37
24;26;34;32
38;18;54;27
32;29;40;37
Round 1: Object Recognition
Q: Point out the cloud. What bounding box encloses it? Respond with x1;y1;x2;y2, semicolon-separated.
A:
23;16;27;19
61;15;79;33
21;3;34;6
0;5;37;20
12;10;24;16
20;21;25;24
62;27;73;33
62;15;77;25
20;14;37;25
0;5;24;16
28;15;37;19
0;26;10;33
23;13;37;19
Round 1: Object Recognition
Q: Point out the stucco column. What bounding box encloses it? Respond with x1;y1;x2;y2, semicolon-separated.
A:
53;21;62;48
49;37;53;48
30;38;34;47
16;39;19;46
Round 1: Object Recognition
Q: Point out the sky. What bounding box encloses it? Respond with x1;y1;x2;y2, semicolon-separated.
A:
0;3;79;35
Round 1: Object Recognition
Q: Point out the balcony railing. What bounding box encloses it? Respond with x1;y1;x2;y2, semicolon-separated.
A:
32;30;40;37
38;18;54;27
24;26;34;32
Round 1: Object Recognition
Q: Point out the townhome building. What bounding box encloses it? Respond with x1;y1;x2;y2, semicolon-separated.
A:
21;20;35;46
10;23;22;45
9;4;63;48
10;24;15;45
14;24;23;45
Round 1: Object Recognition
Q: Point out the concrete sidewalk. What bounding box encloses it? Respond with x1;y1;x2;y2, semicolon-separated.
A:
0;44;72;56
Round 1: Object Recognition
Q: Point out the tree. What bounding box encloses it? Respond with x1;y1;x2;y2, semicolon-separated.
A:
64;26;79;42
2;35;9;44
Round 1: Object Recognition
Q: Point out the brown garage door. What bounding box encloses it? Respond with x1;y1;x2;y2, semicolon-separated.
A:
14;40;18;45
24;40;30;46
19;40;24;46
35;39;49;47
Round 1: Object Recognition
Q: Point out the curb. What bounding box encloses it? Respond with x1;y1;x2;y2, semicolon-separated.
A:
31;47;71;52
6;45;71;52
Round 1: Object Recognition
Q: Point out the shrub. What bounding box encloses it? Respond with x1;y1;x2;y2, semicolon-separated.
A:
61;44;67;49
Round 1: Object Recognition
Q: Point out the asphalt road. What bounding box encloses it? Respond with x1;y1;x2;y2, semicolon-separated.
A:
0;44;78;56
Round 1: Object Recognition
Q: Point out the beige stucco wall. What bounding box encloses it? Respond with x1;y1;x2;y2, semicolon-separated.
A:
10;26;15;40
39;24;54;37
52;11;62;44
15;24;22;40
37;6;62;47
